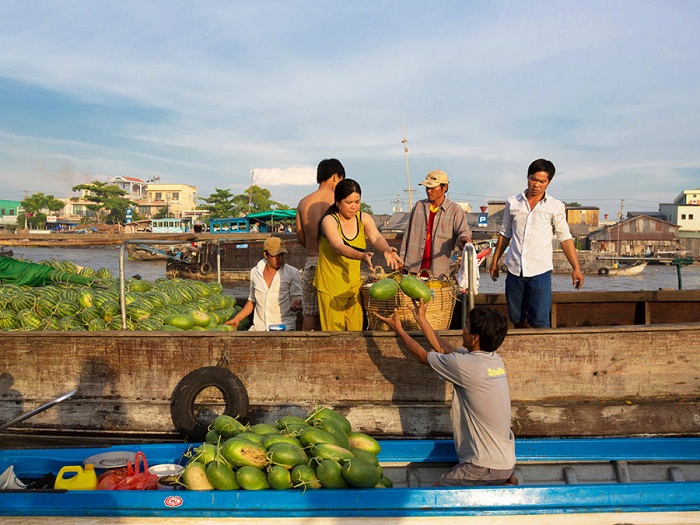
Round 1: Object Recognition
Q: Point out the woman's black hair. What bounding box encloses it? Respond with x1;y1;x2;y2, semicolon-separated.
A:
318;179;362;239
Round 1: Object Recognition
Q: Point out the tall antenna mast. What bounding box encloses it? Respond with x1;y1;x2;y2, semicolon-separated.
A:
402;123;413;211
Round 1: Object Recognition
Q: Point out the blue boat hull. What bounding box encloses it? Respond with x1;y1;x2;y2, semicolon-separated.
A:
1;438;700;520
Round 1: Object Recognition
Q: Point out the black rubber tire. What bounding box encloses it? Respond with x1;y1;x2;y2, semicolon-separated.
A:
199;262;213;275
598;267;609;276
170;366;249;441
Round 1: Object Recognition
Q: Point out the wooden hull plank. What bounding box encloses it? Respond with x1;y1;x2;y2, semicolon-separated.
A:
1;324;699;438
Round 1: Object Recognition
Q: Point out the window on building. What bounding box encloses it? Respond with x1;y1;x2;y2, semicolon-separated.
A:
681;214;686;220
172;192;179;201
1;209;5;215
690;214;694;220
155;193;162;201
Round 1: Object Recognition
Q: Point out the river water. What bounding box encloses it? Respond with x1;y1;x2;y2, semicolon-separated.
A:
9;245;700;295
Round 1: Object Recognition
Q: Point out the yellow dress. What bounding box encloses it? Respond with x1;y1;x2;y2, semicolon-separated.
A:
313;212;366;331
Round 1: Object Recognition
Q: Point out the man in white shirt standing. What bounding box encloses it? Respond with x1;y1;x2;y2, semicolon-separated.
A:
489;159;584;328
225;237;302;331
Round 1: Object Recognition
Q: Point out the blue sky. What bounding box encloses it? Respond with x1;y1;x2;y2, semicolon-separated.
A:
1;1;699;218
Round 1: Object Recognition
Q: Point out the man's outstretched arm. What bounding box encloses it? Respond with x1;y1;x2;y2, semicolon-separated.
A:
374;309;431;365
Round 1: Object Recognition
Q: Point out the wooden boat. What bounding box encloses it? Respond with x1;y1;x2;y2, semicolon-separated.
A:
1;437;699;523
2;241;700;442
126;243;189;261
165;235;403;281
1;308;699;441
598;261;648;276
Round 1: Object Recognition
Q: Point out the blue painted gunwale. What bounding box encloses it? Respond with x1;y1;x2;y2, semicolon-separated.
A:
1;437;699;518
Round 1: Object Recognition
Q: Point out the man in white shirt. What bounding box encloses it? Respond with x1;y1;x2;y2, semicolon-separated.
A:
225;237;302;331
489;159;584;328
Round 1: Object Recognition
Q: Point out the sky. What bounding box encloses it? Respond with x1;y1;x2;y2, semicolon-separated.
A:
1;1;699;219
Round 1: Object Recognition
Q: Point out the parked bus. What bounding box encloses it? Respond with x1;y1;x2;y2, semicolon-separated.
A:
209;217;250;234
151;218;192;233
209;210;297;234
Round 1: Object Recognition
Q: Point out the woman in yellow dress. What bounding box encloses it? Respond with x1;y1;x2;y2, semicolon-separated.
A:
314;179;403;331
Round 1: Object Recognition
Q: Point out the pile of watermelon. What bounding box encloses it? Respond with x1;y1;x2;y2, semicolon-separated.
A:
0;258;246;331
179;406;392;491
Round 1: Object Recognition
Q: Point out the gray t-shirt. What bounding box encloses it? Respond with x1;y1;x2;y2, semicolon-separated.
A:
428;349;515;470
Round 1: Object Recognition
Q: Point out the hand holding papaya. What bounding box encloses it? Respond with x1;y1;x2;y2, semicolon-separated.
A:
410;298;429;324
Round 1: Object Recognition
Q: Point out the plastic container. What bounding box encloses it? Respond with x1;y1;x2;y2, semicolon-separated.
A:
148;464;184;478
54;463;98;490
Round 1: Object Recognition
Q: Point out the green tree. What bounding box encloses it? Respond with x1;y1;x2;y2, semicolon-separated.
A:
565;202;582;207
153;205;171;219
198;186;289;219
197;188;236;218
231;185;288;217
21;192;65;229
102;195;135;224
360;202;374;215
72;181;136;224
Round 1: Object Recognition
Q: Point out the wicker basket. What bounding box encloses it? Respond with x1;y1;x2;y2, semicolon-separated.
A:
361;269;457;331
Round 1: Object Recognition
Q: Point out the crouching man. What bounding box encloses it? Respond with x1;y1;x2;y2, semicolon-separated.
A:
375;302;517;486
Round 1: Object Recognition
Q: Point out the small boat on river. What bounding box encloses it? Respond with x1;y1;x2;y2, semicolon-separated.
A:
1;437;699;523
598;261;648;276
126;243;190;261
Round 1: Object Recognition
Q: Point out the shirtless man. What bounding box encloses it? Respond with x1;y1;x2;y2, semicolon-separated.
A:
295;159;346;330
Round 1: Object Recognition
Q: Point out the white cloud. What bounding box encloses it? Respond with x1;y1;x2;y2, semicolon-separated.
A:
251;167;316;187
0;1;699;219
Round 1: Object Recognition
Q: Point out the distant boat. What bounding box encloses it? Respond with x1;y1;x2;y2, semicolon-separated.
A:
475;246;491;269
598;260;647;276
126;243;189;262
0;247;13;258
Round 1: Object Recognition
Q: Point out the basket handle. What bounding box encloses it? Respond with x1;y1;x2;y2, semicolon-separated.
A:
371;266;387;279
417;268;434;280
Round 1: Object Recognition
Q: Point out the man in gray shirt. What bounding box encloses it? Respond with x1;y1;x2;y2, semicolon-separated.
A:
376;303;516;486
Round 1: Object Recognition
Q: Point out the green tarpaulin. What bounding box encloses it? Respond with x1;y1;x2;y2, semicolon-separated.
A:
247;210;297;222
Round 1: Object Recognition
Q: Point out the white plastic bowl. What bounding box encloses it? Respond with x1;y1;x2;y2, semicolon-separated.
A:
148;464;184;478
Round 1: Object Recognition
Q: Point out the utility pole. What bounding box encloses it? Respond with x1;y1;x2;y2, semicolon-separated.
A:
391;194;403;213
402;123;415;211
617;199;624;256
248;169;255;214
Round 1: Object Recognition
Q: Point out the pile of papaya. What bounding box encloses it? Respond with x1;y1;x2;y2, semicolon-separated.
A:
179;406;392;491
368;273;432;303
0;257;247;331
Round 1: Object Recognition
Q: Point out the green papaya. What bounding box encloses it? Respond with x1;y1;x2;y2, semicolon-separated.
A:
399;275;432;303
369;278;399;301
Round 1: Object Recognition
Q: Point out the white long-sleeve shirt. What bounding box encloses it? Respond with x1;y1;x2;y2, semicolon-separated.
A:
500;191;573;277
248;259;302;331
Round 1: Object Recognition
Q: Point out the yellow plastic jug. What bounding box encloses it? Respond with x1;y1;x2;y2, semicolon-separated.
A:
54;463;98;490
